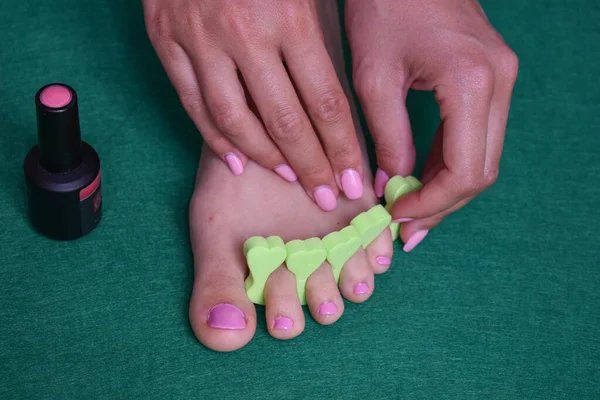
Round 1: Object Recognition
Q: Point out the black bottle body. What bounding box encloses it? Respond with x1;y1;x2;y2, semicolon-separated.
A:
24;141;102;241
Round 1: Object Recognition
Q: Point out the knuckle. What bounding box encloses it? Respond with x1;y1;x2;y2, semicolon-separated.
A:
497;46;519;86
313;89;348;125
353;61;385;101
454;54;495;95
179;91;203;116
353;59;403;102
483;168;499;188
220;8;252;40
460;169;486;196
297;162;330;182
374;142;403;164
329;143;357;166
145;9;173;44
210;103;244;136
269;109;305;142
279;1;310;32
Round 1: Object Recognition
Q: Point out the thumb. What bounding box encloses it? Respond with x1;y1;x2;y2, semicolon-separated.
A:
354;71;416;197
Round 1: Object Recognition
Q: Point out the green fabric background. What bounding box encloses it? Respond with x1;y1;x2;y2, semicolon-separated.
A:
1;0;599;399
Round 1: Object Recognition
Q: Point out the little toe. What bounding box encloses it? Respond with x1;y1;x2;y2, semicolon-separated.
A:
305;263;344;325
264;266;305;340
338;249;375;303
365;227;394;274
189;260;257;353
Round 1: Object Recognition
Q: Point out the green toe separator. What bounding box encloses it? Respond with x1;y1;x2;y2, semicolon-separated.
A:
322;225;362;284
243;236;286;305
286;237;327;305
350;204;392;248
383;176;423;241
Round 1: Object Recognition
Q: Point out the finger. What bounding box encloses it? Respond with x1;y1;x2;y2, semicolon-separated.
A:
418;123;445;184
398;196;472;252
353;62;416;196
398;48;518;248
152;41;248;174
483;46;519;184
239;53;339;211
282;36;364;200
189;50;298;183
391;58;495;220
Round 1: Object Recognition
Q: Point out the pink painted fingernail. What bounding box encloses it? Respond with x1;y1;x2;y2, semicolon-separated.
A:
273;316;294;330
376;256;391;266
207;304;246;330
274;164;297;182
318;301;337;315
403;229;429;252
313;186;337;212
374;169;389;198
224;153;243;176
353;282;370;295
340;169;363;200
393;218;414;223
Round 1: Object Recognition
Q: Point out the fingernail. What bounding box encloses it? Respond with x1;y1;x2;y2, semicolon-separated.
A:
340;169;363;200
353;282;370;295
376;256;391;266
273;316;294;330
207;304;246;330
318;301;337;315
313;186;337;211
274;164;297;182
374;169;389;198
224;153;244;176
403;230;429;252
392;218;414;223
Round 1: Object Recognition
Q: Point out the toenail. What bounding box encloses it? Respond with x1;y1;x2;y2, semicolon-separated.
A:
318;301;337;315
376;256;391;266
313;186;337;212
274;164;298;182
207;304;246;330
340;169;363;200
353;282;370;295
374;169;389;198
273;316;294;330
224;153;244;176
403;229;429;252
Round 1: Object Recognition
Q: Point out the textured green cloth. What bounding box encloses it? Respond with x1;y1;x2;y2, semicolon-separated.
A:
1;0;599;399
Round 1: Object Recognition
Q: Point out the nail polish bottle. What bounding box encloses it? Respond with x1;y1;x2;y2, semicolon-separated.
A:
23;83;102;241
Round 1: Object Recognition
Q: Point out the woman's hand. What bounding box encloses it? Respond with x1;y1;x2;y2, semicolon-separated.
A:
345;0;519;249
143;0;365;211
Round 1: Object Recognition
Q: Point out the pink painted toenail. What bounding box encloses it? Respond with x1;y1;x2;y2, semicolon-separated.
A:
403;229;429;252
353;282;370;295
224;153;244;176
318;301;337;315
207;304;246;330
341;169;363;200
274;164;298;182
313;186;337;212
273;316;294;330
374;169;389;198
376;256;391;266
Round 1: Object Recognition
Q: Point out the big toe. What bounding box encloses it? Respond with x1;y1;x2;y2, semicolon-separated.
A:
189;260;257;352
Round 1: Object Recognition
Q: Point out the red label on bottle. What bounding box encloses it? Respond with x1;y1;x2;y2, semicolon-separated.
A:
79;170;102;236
80;171;101;201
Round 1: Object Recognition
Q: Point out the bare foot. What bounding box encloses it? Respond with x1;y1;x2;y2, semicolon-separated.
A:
188;1;393;352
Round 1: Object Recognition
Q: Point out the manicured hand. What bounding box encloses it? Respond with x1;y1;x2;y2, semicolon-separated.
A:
345;0;518;248
143;0;365;211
